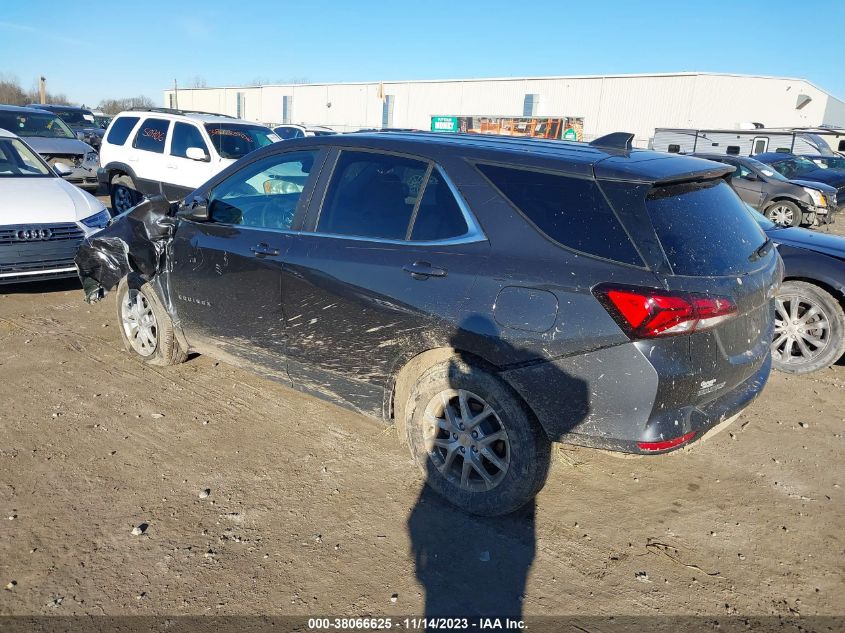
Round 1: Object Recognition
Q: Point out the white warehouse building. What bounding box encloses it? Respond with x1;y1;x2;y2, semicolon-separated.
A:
163;72;845;147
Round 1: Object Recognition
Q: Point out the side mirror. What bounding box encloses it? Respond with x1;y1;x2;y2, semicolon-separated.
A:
185;146;209;162
743;173;759;181
177;195;210;221
53;163;73;177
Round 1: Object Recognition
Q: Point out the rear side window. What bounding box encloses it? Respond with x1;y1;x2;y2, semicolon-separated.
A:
105;116;139;146
170;122;208;158
646;179;768;276
318;151;428;240
410;171;468;241
477;164;642;266
133;118;170;153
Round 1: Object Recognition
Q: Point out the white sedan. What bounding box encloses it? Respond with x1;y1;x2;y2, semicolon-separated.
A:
0;127;109;285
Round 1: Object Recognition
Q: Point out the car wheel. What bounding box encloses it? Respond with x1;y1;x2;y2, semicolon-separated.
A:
765;201;802;227
115;275;188;367
405;358;551;516
772;281;845;374
110;174;140;216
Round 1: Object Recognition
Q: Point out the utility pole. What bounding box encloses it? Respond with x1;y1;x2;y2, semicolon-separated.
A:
39;77;46;104
173;78;179;110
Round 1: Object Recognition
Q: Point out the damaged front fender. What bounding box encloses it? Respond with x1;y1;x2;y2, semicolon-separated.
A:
74;196;178;303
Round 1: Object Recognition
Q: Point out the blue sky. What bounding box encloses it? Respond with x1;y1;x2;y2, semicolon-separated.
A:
2;0;844;107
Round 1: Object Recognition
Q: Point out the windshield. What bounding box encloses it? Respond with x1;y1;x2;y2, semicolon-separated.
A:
0;138;52;177
204;123;277;159
93;115;111;129
0;111;75;139
809;156;845;170
746;157;788;181
51;109;94;127
771;156;817;178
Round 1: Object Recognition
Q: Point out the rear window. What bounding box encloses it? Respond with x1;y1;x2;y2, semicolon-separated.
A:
646;179;768;276
477;164;642;266
106;116;139;146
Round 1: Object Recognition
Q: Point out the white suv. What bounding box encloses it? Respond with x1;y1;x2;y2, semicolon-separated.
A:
98;108;280;214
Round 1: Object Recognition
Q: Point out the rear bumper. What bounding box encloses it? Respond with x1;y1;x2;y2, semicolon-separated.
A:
499;341;771;455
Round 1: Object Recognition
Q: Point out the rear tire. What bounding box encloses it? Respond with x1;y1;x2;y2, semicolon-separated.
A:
110;174;140;216
772;281;845;374
115;275;187;367
405;358;551;516
765;200;803;227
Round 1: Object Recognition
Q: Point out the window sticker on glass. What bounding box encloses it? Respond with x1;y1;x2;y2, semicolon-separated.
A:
761;169;775;177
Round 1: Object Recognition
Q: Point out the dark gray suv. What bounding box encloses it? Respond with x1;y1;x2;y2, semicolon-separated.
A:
77;132;782;515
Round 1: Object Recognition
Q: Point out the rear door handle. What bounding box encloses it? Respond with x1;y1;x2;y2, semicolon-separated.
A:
403;261;447;279
251;242;279;257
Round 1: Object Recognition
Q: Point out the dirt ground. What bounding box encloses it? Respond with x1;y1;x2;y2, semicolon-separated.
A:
0;208;843;621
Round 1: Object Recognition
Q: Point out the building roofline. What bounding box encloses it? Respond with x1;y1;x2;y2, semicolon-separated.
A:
164;71;829;93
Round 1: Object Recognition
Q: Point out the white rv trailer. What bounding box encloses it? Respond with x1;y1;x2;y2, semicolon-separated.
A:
651;128;838;156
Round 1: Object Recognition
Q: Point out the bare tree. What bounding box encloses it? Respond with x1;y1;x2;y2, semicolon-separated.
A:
0;74;73;106
190;76;207;88
96;96;155;116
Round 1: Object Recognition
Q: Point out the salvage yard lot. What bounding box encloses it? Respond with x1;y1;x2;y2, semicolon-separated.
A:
0;257;843;617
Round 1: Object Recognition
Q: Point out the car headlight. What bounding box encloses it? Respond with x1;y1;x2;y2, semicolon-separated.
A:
803;187;827;208
81;209;111;229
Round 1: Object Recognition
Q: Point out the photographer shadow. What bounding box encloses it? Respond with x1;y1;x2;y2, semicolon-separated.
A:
407;313;590;623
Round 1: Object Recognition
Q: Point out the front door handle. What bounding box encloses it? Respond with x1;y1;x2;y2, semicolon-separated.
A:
251;242;279;257
403;261;447;279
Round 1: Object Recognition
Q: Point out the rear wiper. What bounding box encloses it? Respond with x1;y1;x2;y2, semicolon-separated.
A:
749;238;773;262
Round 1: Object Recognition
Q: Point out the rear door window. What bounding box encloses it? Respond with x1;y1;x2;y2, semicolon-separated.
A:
106;116;139;146
132;118;170;153
646;179;768;276
477;163;642;266
318;151;428;240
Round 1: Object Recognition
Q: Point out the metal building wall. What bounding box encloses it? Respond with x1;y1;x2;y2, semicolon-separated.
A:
164;74;845;147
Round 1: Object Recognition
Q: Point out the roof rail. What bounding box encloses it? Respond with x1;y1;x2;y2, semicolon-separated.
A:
126;106;235;118
590;132;635;151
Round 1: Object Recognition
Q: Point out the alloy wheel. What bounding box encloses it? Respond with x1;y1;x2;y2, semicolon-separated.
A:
773;294;831;367
422;389;510;492
113;185;134;214
121;289;158;357
767;204;794;227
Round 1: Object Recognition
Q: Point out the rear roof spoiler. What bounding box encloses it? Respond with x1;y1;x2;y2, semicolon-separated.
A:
590;132;635;151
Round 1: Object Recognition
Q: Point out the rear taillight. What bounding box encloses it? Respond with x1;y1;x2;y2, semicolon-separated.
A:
638;431;697;452
593;284;737;339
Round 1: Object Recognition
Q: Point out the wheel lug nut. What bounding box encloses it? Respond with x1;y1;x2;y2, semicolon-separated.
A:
458;423;465;430
460;447;465;454
452;433;458;439
471;431;478;438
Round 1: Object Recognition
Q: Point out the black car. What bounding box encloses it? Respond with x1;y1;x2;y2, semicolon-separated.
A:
749;208;845;373
694;153;838;227
29;104;105;150
756;152;845;211
76;132;781;515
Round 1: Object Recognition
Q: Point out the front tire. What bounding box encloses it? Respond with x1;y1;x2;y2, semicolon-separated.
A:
115;275;187;367
110;174;140;216
765;200;803;227
405;358;551;516
772;281;845;374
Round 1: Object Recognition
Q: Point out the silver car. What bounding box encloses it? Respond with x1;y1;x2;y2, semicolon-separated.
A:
0;105;99;192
